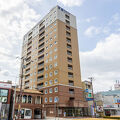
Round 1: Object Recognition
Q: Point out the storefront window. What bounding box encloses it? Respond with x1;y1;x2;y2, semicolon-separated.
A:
25;110;31;116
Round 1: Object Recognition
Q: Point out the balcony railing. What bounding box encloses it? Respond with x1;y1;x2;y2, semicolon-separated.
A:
37;86;43;89
68;75;73;78
38;44;44;50
69;91;74;94
38;63;44;67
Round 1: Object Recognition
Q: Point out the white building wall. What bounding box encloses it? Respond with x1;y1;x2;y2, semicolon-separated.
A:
22;6;76;46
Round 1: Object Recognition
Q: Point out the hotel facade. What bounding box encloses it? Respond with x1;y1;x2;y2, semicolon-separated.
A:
21;6;88;117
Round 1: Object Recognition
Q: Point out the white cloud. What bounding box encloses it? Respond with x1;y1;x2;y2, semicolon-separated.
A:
84;26;101;37
85;17;96;23
58;0;84;7
80;33;120;92
0;0;42;83
108;13;120;25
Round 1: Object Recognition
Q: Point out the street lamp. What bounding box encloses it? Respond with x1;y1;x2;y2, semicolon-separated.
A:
88;77;96;118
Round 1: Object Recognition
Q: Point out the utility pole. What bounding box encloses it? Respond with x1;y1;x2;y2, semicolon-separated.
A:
18;57;25;119
12;77;18;119
88;77;96;118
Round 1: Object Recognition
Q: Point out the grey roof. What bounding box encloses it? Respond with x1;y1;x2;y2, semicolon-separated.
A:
101;90;120;96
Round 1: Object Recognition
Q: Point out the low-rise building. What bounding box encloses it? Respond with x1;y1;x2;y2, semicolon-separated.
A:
13;88;43;119
95;90;120;116
0;81;13;120
82;81;94;116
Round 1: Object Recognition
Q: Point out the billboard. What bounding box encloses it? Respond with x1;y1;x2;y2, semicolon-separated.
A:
114;97;120;104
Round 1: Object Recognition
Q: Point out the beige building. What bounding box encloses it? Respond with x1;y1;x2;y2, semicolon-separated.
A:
82;81;94;116
21;6;87;117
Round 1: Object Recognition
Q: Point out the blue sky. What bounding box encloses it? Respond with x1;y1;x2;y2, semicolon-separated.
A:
0;0;120;92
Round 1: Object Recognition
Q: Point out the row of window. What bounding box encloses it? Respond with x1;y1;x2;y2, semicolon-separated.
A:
46;28;56;38
45;48;57;57
45;87;58;94
46;27;56;33
45;62;57;71
16;95;41;104
45;96;58;103
45;78;58;86
45;70;58;78
46;15;57;27
46;35;56;43
45;55;57;63
45;41;57;50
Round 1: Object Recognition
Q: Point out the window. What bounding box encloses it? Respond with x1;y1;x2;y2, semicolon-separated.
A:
54;47;57;52
46;40;48;44
49;31;52;35
66;25;70;31
49;97;52;102
65;14;70;19
50;25;53;29
45;81;48;86
45;59;48;63
54;55;57;59
54;78;58;83
69;80;74;86
35;96;41;104
54;41;57;44
54;87;58;92
49;50;52;54
54;22;56;26
45;66;48;71
49;64;52;69
69;89;74;94
49;88;52;93
54;35;56;39
67;57;72;62
28;96;32;103
54;28;56;32
68;64;73;70
22;95;27;103
25;110;32;116
46;46;48;50
50;44;53;48
54;70;58;75
49;57;52;61
49;80;53;85
46;53;48;56
66;31;71;36
45;97;48;103
50;38;52;41
67;44;72;49
46;34;48;38
68;72;73;78
54;62;57;67
54;96;58;103
66;20;70;25
49;72;53;77
67;50;72;56
45;73;48;78
45;89;48;94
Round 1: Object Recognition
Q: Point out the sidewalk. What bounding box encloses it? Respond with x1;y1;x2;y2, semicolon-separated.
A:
43;117;117;120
